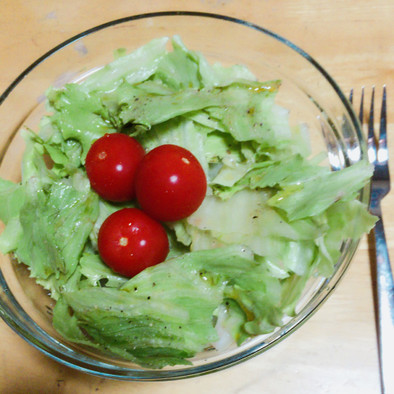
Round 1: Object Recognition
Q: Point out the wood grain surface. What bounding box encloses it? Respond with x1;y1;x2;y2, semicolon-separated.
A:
0;1;393;393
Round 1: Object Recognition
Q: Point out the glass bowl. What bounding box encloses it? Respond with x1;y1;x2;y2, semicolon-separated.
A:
0;11;367;380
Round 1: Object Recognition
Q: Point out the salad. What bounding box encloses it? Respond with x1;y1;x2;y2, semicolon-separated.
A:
0;36;376;369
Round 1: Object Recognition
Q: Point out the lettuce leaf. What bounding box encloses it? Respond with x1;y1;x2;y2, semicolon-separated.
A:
54;246;252;367
15;173;99;284
46;84;117;159
268;160;374;220
53;244;317;367
80;37;169;93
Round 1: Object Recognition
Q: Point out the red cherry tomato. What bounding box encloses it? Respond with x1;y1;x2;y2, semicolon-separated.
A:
135;144;207;222
97;208;169;277
85;133;145;202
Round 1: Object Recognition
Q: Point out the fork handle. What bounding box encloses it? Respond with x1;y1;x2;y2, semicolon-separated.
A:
372;215;394;394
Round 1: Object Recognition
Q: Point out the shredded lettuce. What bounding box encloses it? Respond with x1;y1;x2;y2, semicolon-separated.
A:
0;36;376;368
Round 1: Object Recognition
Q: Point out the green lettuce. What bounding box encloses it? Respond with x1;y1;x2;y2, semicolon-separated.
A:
80;37;169;93
46;84;117;159
268;160;374;220
53;245;300;367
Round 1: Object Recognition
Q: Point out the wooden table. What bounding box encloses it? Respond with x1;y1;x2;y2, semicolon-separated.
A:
0;1;393;393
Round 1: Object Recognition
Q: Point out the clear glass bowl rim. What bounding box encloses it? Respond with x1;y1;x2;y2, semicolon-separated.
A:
0;11;365;381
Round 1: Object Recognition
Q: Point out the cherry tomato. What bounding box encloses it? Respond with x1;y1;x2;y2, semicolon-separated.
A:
85;133;145;202
97;208;169;277
135;144;207;222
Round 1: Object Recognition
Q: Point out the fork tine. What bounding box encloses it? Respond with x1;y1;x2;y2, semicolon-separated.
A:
359;87;364;124
379;86;387;155
349;87;364;128
368;87;377;164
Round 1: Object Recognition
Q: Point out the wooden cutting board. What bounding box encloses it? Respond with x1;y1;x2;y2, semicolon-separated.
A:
0;1;393;393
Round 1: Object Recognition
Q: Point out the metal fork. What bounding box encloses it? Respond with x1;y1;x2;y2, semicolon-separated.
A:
350;87;394;394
